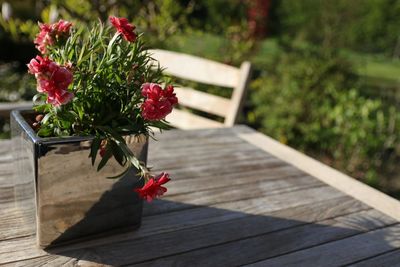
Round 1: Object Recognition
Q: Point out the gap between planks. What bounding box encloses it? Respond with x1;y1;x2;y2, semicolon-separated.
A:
121;209;396;266
244;223;400;267
0;185;347;264
0;195;373;266
346;248;400;267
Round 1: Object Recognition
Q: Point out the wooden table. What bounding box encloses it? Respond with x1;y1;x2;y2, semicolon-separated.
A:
1;126;400;266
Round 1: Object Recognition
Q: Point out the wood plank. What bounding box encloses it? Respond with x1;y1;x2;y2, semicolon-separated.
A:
165;165;306;196
0;195;368;266
149;143;274;168
149;138;254;158
174;86;231;117
0;200;35;240
248;223;400;267
0;140;12;155
2;126;398;266
166;109;224;129
132;210;397;267
1;254;82;267
149;49;240;88
0;168;14;187
0;181;34;203
348;249;400;267
151;154;285;178
140;195;364;242
0;186;346;264
151;125;253;141
163;175;322;206
238;130;400;221
0;102;32;118
144;185;348;230
143;176;324;217
225;61;252;126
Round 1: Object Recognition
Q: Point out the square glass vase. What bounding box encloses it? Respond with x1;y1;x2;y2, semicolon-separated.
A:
10;110;147;248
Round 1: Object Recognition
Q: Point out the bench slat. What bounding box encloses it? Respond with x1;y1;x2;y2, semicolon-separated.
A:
167;109;224;129
0;102;32;118
174;87;231;117
150;49;240;88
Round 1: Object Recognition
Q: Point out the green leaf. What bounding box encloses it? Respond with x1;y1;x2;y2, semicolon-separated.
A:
149;120;173;130
33;101;52;113
97;146;113;171
60;119;72;129
105;57;118;66
96;125;125;143
74;104;85;120
110;139;126;166
90;136;101;165
40;113;52;125
33;94;46;104
128;154;142;172
37;127;53;137
107;32;120;55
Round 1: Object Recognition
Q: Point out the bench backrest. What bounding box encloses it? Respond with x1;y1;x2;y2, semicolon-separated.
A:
149;49;252;129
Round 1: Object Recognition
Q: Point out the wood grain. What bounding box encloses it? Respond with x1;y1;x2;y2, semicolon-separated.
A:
0;199;35;240
129;210;397;267
0;102;32;119
173;86;231;117
0;196;370;266
0;126;398;266
247;223;400;267
149;49;240;88
0;186;345;264
348;249;400;267
239;130;400;221
225;61;252;126
166;109;224;129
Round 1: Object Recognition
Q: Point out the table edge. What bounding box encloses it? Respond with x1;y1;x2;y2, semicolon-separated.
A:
237;128;400;222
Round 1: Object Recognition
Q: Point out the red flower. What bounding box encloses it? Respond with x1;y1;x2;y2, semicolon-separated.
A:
27;56;74;106
53;19;72;33
28;56;58;77
34;23;53;54
134;172;171;202
34;20;72;54
140;83;178;121
99;140;107;158
109;16;137;42
47;90;74;106
51;65;74;90
163;85;178;106
99;147;106;158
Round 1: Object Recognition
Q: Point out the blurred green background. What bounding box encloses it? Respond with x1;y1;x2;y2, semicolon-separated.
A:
0;0;399;199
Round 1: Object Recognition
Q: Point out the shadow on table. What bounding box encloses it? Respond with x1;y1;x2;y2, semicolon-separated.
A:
42;197;400;266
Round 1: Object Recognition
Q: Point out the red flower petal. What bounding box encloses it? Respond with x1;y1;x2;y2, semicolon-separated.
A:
109;16;137;42
134;172;171;202
140;83;178;121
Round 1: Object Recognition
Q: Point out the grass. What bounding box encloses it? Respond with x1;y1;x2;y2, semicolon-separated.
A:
161;32;400;91
342;50;400;82
161;31;225;60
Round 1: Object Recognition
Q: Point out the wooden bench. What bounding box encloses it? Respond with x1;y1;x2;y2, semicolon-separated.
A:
150;49;252;129
0;101;32;119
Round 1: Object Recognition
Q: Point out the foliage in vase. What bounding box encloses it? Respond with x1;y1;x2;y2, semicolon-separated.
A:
27;17;178;202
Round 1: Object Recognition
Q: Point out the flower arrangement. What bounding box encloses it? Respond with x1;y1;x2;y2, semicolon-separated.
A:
27;17;177;202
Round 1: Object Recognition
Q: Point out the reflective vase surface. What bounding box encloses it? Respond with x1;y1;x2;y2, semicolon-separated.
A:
11;110;147;248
